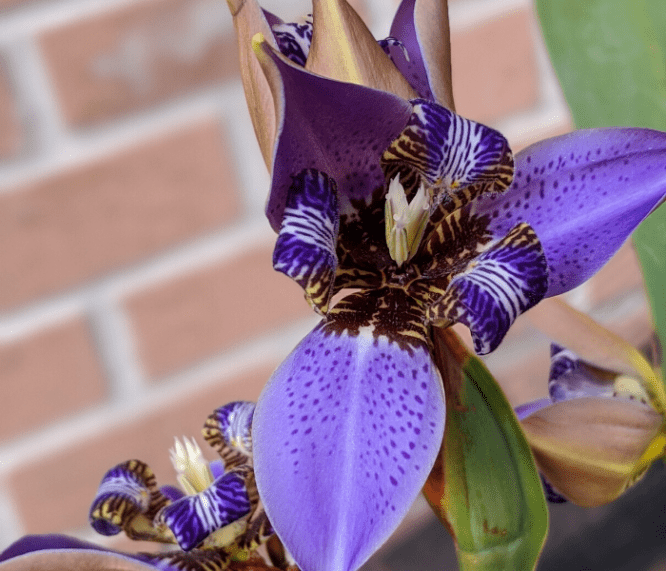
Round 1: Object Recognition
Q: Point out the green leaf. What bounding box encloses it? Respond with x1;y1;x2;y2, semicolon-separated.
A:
536;0;666;379
424;329;548;571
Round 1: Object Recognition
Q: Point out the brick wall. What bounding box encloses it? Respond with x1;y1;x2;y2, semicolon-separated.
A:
0;0;653;563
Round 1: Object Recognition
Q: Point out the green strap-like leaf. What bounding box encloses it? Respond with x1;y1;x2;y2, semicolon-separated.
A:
424;328;548;571
536;0;666;380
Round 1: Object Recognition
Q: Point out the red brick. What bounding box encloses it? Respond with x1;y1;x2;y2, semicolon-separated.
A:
126;246;313;379
39;0;239;125
10;362;277;534
0;122;239;310
0;68;22;159
452;10;539;123
587;242;645;307
0;319;106;442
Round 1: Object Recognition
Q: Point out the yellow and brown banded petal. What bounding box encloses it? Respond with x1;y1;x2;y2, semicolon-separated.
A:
226;0;277;169
305;0;417;100
203;402;256;471
382;100;513;209
389;0;454;109
89;460;173;543
273;170;339;315
521;397;665;507
427;223;548;355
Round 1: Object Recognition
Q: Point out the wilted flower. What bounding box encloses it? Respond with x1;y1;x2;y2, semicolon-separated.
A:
223;0;666;570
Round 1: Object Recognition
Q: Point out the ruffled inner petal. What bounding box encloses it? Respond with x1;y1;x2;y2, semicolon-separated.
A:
469;127;666;296
381;99;513;210
273;170;339;314
161;471;251;551
89;460;172;543
428;222;548;355
253;290;445;571
203;402;256;471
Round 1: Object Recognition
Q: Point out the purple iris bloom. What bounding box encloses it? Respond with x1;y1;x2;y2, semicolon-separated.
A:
2;0;666;569
223;1;666;570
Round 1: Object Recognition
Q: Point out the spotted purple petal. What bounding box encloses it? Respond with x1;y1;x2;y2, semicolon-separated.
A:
470;128;666;296
273;169;339;314
161;471;251;551
427;223;548;354
89;460;170;542
252;300;445;571
382;100;513;210
259;43;412;232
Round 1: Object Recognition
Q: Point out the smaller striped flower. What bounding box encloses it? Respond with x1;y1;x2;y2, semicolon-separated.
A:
0;402;291;571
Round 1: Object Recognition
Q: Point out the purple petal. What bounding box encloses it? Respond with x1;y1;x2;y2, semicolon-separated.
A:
253;293;445;571
547;345;652;405
381;100;513;210
428;223;548;355
262;45;412;231
388;0;435;100
514;398;553;421
273;169;339;314
159;485;185;502
470;128;666;296
161;472;251;551
540;474;568;504
0;535;165;570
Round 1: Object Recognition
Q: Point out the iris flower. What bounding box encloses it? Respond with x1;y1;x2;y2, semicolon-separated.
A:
516;301;666;508
0;402;291;571
224;1;666;570
3;1;666;570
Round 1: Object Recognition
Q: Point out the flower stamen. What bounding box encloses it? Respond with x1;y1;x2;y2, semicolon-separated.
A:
170;436;214;495
385;176;430;267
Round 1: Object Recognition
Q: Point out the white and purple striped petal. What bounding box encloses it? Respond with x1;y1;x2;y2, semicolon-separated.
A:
203;401;256;470
252;293;445;571
470;128;666;296
382;100;513;210
271;14;313;67
161;471;251;551
273;169;339;314
428;223;548;354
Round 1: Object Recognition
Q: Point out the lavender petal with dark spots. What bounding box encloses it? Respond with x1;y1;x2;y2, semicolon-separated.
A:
252;323;445;571
470;128;666;296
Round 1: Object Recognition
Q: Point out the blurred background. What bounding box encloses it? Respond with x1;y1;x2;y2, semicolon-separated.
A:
0;0;660;568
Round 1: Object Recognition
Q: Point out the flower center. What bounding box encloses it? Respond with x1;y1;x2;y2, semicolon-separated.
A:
169;436;214;495
384;176;430;267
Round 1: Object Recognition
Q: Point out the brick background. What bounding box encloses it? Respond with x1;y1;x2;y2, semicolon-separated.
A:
0;0;658;569
0;121;239;309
